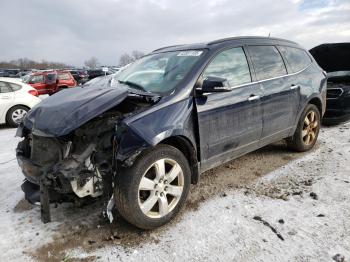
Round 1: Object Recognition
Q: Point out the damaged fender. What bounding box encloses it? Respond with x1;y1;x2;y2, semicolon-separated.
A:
116;98;199;181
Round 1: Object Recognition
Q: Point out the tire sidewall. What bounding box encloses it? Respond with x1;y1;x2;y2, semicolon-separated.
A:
115;145;191;229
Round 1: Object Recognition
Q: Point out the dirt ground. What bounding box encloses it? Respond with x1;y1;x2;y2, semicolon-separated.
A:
0;121;349;262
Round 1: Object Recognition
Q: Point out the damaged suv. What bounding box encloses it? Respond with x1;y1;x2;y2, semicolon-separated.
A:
16;36;326;229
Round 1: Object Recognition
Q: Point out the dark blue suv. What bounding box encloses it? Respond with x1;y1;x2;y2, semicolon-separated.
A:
17;36;326;229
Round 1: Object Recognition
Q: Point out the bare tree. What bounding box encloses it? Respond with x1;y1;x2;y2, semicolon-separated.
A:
119;53;134;67
84;57;99;69
131;50;145;60
118;50;145;66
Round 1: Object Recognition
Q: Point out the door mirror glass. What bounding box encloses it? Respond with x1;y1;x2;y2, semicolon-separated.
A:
200;76;231;93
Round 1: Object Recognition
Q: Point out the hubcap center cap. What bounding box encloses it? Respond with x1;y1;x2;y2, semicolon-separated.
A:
157;182;165;192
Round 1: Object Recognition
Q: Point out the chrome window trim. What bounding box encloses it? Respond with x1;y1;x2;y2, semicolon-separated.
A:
223;62;312;91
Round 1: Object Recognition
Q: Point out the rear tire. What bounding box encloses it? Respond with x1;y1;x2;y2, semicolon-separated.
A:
6;105;29;127
286;104;320;152
114;144;191;229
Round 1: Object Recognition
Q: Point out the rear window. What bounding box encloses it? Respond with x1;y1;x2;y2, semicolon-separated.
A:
279;46;312;73
9;83;22;91
248;45;287;81
58;73;71;80
0;82;12;93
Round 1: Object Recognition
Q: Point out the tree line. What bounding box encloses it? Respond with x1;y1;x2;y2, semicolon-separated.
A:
84;50;145;69
0;50;146;70
0;58;70;70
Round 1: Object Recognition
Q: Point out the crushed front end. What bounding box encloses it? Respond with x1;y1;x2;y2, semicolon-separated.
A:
15;86;157;222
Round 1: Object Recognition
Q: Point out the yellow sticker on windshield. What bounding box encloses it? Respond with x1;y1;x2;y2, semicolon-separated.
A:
177;51;203;57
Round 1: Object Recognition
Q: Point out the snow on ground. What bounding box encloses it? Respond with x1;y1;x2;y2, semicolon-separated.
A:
0;121;349;262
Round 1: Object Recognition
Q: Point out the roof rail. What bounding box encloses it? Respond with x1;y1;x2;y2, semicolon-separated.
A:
152;44;184;52
208;36;297;45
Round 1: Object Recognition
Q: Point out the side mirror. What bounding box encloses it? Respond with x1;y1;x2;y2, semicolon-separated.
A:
199;76;231;93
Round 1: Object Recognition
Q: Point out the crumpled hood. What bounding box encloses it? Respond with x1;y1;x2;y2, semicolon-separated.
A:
24;86;129;137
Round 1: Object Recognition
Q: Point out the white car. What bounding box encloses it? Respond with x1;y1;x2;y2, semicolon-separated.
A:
0;77;41;127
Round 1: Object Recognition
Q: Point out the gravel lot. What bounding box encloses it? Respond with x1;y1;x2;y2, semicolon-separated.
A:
0;121;349;262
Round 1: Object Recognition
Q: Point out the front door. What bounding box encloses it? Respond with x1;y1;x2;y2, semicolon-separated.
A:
28;74;46;95
195;47;263;171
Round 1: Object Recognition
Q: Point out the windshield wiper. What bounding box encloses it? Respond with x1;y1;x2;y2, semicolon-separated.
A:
118;80;147;92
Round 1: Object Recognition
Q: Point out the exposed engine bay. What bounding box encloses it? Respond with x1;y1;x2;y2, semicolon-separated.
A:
16;94;155;222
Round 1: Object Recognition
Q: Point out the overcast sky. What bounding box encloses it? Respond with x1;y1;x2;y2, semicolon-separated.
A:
1;0;349;66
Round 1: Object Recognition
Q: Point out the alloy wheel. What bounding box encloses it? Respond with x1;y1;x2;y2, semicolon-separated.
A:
138;158;184;218
11;108;27;124
302;110;318;145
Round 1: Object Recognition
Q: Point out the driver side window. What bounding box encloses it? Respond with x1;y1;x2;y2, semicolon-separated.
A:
203;47;251;87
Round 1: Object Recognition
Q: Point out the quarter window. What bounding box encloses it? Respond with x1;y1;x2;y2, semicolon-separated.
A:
279;46;312;73
248;46;287;80
0;82;12;93
58;73;71;80
9;83;22;91
203;47;251;87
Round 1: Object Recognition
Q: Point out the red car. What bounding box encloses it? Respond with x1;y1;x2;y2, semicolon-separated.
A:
25;70;77;95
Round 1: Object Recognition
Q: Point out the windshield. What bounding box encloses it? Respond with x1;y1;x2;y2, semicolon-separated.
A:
116;50;204;94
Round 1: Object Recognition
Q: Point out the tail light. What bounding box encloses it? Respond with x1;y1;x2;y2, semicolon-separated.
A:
28;89;39;97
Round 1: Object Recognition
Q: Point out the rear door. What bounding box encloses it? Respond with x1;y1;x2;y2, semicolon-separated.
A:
195;47;263;170
247;45;300;142
0;81;15;121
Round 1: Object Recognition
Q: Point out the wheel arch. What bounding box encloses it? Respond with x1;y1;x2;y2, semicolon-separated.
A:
159;135;199;184
308;97;323;116
6;104;30;117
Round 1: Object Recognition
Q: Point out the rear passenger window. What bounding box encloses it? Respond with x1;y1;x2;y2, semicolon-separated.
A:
9;83;21;91
248;46;287;80
0;82;12;93
203;47;251;87
279;46;312;73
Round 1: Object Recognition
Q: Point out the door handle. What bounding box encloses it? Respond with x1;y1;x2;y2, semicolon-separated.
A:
290;85;300;90
248;95;260;101
1;96;10;99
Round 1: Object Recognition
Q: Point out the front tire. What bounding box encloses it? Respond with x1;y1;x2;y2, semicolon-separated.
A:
287;104;321;152
115;145;191;229
6;105;29;127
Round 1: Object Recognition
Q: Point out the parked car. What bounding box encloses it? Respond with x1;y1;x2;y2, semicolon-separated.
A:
24;70;77;95
87;69;111;80
0;70;10;77
69;69;89;85
0;78;41;127
16;36;326;229
309;43;350;124
4;69;21;77
15;71;31;79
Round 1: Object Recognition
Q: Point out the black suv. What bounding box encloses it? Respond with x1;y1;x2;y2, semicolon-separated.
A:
16;36;326;229
310;43;350;124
